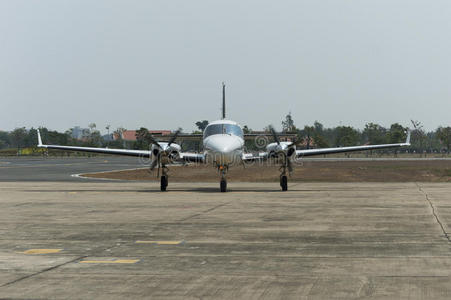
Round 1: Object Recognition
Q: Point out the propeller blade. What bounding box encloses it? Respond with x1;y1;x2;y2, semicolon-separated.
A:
156;155;161;178
150;158;158;170
269;125;280;145
167;128;181;147
148;134;162;149
287;157;293;173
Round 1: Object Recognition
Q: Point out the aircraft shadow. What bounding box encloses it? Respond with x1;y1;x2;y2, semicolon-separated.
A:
25;188;300;193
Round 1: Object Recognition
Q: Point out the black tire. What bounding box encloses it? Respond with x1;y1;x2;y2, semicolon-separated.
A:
161;176;168;191
280;175;288;191
220;179;227;192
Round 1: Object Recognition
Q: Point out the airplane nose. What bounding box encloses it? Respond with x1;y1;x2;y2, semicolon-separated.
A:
205;135;243;165
208;136;240;152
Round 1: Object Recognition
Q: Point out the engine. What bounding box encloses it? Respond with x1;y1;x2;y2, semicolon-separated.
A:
151;142;181;163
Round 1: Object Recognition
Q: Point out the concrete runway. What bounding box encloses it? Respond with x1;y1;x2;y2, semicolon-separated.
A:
1;180;451;299
1;157;451;298
0;157;144;182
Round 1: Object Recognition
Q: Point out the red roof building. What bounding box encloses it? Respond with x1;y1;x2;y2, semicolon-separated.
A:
114;130;172;141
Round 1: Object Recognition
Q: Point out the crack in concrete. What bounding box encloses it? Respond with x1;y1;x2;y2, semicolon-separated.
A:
416;182;451;243
180;202;230;222
0;255;88;288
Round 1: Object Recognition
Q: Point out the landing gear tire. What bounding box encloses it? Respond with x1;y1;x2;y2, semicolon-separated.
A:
220;179;227;192
280;175;288;191
160;175;168;191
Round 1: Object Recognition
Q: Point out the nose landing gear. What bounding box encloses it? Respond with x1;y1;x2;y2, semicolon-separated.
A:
160;165;169;191
280;173;288;191
279;163;288;191
218;165;228;192
220;178;227;192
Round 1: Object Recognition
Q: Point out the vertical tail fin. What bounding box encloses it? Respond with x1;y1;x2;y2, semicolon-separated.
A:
222;82;226;119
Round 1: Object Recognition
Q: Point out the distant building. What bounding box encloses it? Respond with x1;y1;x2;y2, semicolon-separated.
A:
114;130;172;141
71;126;90;140
102;134;114;142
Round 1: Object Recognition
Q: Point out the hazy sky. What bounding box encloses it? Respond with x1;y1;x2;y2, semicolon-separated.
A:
1;0;450;133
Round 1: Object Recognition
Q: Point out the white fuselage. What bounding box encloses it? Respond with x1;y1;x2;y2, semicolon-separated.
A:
202;119;244;166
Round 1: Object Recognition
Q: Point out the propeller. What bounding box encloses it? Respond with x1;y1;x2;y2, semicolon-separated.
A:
148;135;162;150
167;128;181;147
269;125;297;154
149;129;182;176
268;125;280;145
268;125;297;174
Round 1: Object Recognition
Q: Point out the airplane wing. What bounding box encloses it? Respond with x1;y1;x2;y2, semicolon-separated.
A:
242;152;265;162
38;129;206;162
180;152;205;163
37;129;151;157
296;130;411;157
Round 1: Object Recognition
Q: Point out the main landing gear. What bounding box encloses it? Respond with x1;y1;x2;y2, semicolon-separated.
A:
279;163;288;191
280;173;288;191
219;165;228;192
160;165;169;191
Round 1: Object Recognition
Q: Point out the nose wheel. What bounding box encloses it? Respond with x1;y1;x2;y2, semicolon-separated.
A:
160;165;169;191
279;164;288;191
280;174;288;191
218;165;228;192
160;175;168;191
220;179;227;192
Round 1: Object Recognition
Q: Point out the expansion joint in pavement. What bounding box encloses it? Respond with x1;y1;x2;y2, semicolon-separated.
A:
179;202;230;222
416;182;451;243
0;255;88;289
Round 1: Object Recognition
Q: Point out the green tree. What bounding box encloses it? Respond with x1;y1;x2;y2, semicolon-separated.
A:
89;131;102;147
0;131;11;149
36;127;69;146
281;112;296;132
335;126;360;147
10;127;28;150
310;121;329;148
135;127;151;149
363;123;387;144
313;121;324;134
387;123;407;143
195;120;209;132
410;120;427;155
303;126;314;149
242;125;251;134
313;133;329;148
436;126;451;154
25;128;38;147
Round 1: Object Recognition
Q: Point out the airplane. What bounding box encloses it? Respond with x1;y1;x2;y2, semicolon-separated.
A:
37;83;411;192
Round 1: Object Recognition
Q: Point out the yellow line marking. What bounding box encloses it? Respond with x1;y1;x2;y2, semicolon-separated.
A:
136;240;183;245
80;259;139;264
23;249;62;254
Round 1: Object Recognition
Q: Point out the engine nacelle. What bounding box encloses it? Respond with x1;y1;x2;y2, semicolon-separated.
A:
151;142;181;163
266;142;296;158
168;149;180;161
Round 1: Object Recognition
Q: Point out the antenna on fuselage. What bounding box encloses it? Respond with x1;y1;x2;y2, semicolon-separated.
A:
222;82;226;119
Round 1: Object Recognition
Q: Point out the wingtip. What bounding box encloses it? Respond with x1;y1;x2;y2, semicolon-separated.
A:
37;129;43;147
405;129;411;145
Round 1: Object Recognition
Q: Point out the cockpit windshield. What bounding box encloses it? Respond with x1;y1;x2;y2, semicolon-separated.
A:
204;124;244;138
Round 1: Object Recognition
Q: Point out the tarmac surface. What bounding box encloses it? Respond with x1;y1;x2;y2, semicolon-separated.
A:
1;157;451;299
0;157;144;182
